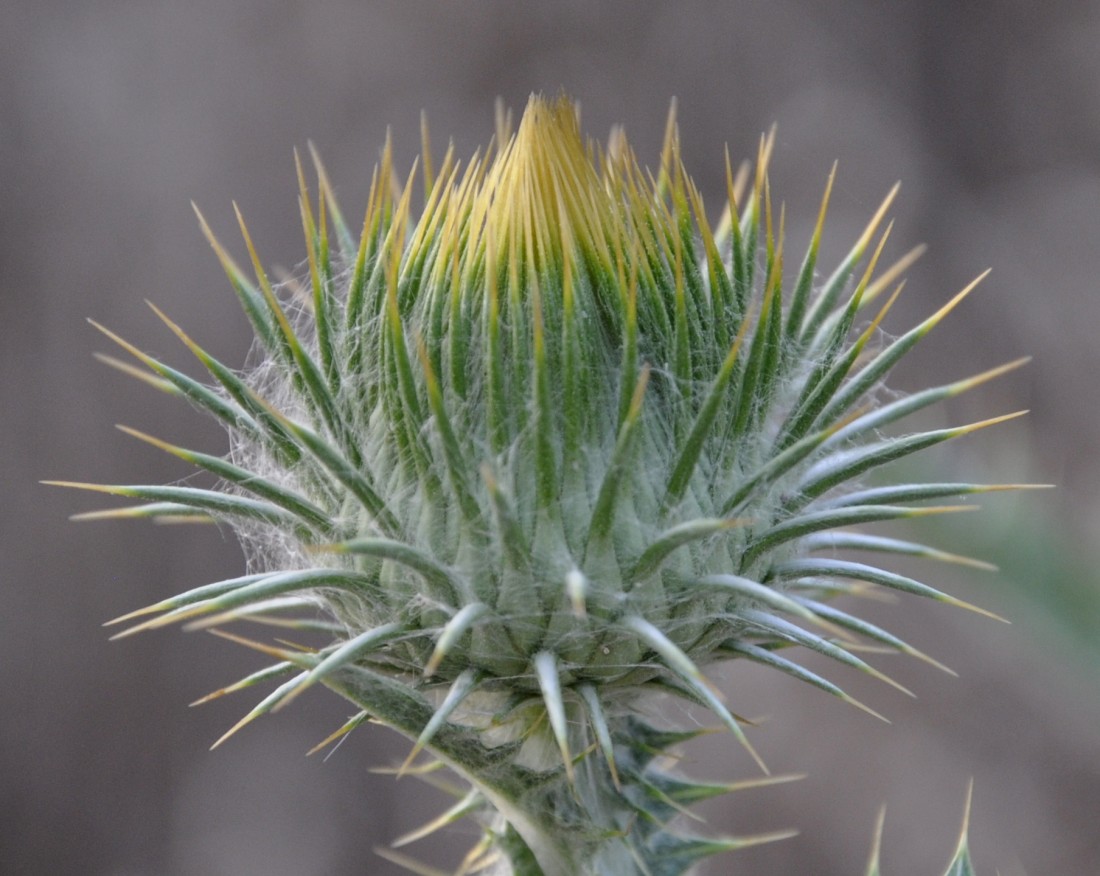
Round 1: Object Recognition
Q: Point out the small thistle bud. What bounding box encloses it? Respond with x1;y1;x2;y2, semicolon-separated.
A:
55;94;1032;875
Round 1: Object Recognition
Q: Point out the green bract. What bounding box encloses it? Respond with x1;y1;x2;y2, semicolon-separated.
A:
56;96;1029;875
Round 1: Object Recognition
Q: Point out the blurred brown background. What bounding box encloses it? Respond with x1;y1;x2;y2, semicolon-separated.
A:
4;2;1099;874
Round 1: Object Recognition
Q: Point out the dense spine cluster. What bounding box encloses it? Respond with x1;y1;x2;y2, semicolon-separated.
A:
53;96;1027;874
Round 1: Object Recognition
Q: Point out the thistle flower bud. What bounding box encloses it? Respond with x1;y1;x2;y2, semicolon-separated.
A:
55;94;1031;875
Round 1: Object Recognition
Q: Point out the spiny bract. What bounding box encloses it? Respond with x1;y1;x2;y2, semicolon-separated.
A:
58;95;1026;875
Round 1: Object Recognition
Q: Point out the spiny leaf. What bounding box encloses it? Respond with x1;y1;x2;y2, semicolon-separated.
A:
737;609;914;698
803;531;996;572
295;149;338;388
534;650;574;783
587;365;650;545
941;781;976;876
372;847;450;876
108;569;377;637
864;806;887;876
192;203;279;355
720;421;837;515
391;789;483;849
307;140;355;253
815;271;990;426
820;481;1045;510
773;558;1007;622
798;182;898;343
425;603;490;677
416;337;480;522
92;352;178;394
88;319;255;438
210;669;313;749
649;828;800;870
662;317;751;511
792;595;956;675
400;669;481;775
44;481;303;529
190;660;297;706
776;279;901;450
577;683;621;790
105;571;272;626
823;356;1030;450
233;201;355;459
266;410;399;537
795;411;1028;504
623;615;767;774
742;504;980;567
631;518;744;582
144;300;304;465
725;641;888;722
785;161;836;338
565;568;588;619
69;502;212;523
324;536;462;606
274;622;406;711
114;425;331;531
692;573;838;631
307;711;370;757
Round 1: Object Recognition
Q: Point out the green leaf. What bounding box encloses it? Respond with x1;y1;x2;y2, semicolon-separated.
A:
823;356;1029;451
89;319;258;441
742;504;976;568
662;321;749;511
45;481;303;529
143;302;307;464
401;669;481;774
193;204;280;356
941;781;976;876
773;558;1006;622
864;806;886;876
736;609;912;697
649;828;799;872
784;162;835;340
578;683;620;789
190;660;298;706
794;412;1026;505
631;518;742;582
623;615;767;773
534;650;574;781
802;531;995;572
115;425;332;531
110;568;379;637
692;573;823;625
798;183;897;344
424;603;490;677
276;622;406;710
209;669;313;749
587;366;650;545
792;595;956;674
815;272;988;426
328;536;465;608
727;641;887;721
273;414;399;537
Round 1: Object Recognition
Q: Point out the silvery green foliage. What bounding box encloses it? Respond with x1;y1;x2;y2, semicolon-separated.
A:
54;97;1028;875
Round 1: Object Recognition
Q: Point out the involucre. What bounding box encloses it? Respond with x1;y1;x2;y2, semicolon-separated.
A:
52;95;1035;875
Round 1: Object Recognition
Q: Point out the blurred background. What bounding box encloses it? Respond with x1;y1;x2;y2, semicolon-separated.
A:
4;2;1099;873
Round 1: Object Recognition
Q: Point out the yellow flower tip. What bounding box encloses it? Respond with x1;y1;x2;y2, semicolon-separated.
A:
458;93;629;287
